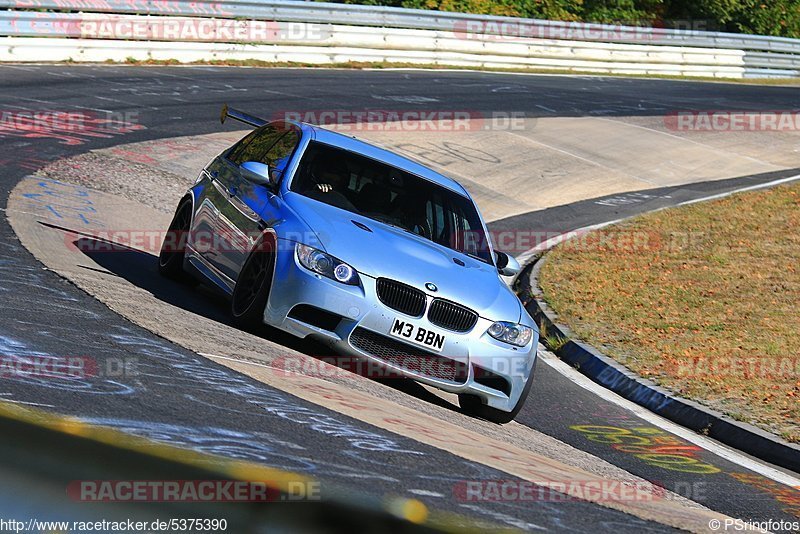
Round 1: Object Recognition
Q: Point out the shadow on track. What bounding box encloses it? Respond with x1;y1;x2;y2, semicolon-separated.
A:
39;221;460;413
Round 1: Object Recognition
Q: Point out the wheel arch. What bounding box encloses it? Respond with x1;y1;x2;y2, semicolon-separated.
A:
230;227;280;328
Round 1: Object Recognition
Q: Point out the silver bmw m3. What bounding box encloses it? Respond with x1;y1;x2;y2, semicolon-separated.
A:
158;106;538;423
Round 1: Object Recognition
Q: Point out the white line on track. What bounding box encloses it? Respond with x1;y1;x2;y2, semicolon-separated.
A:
677;173;800;206
502;129;661;187
199;352;275;369
593;116;780;169
458;504;547;531
408;489;444;498
512;173;800;487
15;96;114;115
514;172;800;266
537;350;800;487
1;399;56;408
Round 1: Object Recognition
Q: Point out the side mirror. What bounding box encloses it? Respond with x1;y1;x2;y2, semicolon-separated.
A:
240;161;279;188
495;251;520;277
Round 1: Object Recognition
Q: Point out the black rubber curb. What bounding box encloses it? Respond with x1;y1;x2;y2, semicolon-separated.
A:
514;255;800;474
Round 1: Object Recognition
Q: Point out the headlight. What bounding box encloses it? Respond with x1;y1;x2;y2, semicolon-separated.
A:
296;243;359;285
487;321;533;347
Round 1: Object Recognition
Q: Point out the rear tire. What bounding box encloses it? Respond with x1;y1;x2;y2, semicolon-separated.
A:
459;356;536;424
158;197;196;285
231;236;275;331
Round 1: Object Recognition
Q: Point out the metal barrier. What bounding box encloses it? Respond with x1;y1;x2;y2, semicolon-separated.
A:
0;0;798;77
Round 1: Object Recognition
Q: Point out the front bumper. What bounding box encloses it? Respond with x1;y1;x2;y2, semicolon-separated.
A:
264;241;538;412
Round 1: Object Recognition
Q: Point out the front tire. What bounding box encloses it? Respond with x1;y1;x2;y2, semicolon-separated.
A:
231;236;275;331
158;197;195;284
459;356;536;424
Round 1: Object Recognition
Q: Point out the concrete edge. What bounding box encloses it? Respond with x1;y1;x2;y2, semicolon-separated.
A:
513;254;800;475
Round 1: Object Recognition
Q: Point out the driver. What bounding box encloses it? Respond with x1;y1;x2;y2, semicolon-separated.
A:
303;153;355;210
311;154;348;192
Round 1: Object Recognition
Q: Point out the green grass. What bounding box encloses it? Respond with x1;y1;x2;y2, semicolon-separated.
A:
540;181;800;442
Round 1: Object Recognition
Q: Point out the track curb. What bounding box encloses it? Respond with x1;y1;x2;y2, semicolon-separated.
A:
515;254;800;474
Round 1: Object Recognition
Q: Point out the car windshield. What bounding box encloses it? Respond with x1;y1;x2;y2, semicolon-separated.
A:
291;141;493;264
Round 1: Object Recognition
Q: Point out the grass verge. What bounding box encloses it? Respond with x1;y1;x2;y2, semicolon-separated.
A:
539;181;800;442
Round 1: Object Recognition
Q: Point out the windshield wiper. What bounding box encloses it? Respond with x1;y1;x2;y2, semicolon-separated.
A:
371;218;414;235
459;251;493;265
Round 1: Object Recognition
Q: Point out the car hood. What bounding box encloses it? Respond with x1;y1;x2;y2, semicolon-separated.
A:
283;192;522;322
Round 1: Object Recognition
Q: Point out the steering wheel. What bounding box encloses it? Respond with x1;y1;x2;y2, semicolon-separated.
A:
411;221;432;239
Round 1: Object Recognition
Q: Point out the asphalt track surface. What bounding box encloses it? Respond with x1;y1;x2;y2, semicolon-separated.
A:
1;65;799;531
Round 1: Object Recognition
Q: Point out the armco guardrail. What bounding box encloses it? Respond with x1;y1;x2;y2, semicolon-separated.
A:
3;0;800;54
0;0;798;77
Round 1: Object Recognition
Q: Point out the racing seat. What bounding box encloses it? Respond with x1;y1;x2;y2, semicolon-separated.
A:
389;195;432;239
356;183;392;214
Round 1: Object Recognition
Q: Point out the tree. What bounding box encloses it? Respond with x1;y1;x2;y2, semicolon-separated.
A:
333;0;800;38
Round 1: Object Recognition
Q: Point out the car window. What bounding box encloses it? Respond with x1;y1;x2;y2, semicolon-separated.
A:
291;141;492;263
226;129;261;165
426;197;451;247
264;129;300;173
227;123;298;167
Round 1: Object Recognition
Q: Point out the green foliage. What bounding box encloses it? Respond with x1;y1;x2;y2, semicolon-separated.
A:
397;0;523;17
512;0;584;20
582;0;664;24
735;0;800;38
333;0;800;38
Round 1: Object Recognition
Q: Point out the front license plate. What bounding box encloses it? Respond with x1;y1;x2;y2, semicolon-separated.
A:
389;318;446;352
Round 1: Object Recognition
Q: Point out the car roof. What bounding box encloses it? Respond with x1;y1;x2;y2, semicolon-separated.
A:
295;122;470;197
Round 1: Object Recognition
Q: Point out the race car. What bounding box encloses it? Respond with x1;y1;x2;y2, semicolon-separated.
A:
158;106;538;423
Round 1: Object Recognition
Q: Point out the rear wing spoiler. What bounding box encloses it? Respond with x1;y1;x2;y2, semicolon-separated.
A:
220;104;267;128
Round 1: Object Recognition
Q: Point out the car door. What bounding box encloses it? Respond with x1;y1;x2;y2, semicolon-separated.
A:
190;128;260;288
200;122;300;283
